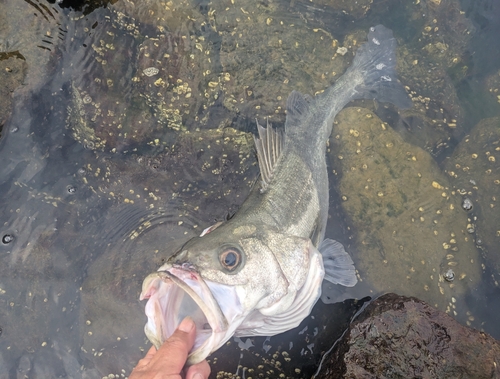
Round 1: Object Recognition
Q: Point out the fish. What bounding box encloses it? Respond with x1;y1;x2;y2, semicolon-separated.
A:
139;25;412;365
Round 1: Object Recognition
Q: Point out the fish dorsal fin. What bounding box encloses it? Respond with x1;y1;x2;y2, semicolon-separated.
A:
284;90;312;130
319;238;357;287
199;221;223;237
253;119;284;191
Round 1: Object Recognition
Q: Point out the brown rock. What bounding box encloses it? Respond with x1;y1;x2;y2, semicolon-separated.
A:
316;293;500;379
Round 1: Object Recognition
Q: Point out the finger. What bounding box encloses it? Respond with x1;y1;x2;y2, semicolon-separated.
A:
150;316;196;372
143;346;156;360
133;346;157;369
185;359;211;379
143;345;157;362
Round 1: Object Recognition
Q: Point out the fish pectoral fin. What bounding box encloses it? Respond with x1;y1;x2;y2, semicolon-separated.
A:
253;119;284;191
319;238;357;287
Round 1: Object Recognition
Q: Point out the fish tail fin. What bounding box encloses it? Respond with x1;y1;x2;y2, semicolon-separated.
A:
319;238;357;287
349;24;412;109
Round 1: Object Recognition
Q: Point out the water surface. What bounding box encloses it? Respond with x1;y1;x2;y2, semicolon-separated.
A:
0;0;499;377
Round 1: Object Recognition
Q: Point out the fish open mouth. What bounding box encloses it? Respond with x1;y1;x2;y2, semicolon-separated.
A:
140;265;243;365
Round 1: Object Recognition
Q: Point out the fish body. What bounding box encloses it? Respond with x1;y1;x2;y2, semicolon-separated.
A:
140;25;411;365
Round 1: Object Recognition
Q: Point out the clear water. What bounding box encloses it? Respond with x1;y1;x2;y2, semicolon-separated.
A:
0;0;499;378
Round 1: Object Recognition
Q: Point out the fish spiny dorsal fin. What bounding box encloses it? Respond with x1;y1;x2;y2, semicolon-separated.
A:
253;119;284;192
284;90;312;131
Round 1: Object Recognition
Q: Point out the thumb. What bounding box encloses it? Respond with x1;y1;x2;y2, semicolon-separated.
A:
151;317;196;372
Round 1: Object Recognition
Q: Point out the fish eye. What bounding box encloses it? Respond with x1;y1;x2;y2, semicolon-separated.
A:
219;247;242;272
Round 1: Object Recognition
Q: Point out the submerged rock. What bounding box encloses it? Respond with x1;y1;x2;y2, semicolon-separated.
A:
316;293;500;379
329;107;482;326
0;53;26;135
394;0;473;158
443;117;500;283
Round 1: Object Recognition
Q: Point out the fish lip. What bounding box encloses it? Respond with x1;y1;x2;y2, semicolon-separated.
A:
140;265;232;365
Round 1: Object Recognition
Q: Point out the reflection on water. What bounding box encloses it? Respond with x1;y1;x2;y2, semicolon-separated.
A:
0;0;499;377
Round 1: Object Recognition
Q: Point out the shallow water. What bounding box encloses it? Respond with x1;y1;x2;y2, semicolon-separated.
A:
0;0;499;378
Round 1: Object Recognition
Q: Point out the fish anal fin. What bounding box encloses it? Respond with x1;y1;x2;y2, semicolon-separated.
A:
253;119;284;191
319;238;357;287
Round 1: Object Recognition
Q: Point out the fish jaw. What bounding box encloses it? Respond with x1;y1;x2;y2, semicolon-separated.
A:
140;266;244;365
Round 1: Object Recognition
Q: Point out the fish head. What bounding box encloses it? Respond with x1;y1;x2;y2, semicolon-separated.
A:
140;222;324;365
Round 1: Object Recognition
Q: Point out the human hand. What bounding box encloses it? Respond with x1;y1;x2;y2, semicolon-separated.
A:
129;317;211;379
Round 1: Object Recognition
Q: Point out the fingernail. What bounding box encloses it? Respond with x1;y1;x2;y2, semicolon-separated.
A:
178;316;195;333
193;373;204;379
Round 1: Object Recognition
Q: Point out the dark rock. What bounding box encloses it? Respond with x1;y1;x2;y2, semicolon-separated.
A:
316;293;500;379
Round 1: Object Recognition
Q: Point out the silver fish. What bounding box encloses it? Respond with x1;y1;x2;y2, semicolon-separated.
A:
140;25;411;365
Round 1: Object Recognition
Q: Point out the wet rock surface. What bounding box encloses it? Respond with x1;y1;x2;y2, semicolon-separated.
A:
316;293;500;379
